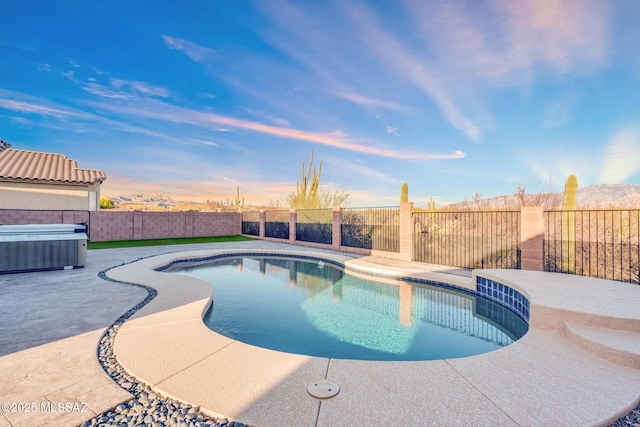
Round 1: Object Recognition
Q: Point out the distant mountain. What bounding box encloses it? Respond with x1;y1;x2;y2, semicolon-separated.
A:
110;193;178;209
443;184;640;210
576;184;640;208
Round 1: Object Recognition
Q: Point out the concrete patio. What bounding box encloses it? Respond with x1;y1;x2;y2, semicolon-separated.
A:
1;240;639;426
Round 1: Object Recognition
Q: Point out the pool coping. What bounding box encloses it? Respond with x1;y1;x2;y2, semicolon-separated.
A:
106;247;640;427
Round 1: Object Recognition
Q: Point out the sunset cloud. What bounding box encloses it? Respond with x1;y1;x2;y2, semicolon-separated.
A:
336;92;412;113
85;96;466;161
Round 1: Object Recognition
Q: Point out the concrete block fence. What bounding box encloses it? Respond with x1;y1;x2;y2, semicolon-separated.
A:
0;209;241;242
244;204;545;272
0;206;545;271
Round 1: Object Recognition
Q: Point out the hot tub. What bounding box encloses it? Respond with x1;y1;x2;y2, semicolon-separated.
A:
0;223;87;273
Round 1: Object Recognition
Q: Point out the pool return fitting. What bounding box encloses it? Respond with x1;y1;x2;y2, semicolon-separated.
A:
307;380;340;398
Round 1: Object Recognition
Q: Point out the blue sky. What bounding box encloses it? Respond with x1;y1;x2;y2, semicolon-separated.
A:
2;0;640;207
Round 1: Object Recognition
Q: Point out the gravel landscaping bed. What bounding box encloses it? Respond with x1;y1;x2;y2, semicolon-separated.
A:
81;263;248;427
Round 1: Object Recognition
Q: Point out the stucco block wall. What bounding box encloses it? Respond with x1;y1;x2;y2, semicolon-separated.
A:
88;211;241;242
192;212;240;238
0;210;89;225
0;210;241;242
89;211;136;241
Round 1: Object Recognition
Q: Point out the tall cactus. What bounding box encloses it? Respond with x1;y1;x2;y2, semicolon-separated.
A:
233;186;244;208
400;183;408;203
561;175;578;272
290;149;323;208
562;175;578;210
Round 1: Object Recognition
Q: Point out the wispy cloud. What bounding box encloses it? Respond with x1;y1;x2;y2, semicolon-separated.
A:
191;139;218;147
405;0;610;86
245;109;291;127
346;3;482;142
599;127;640;183
543;102;571;130
497;0;609;73
0;90;90;119
162;35;218;63
110;79;169;98
330;158;403;186
335;92;412;113
81;78;169;100
84;96;465;161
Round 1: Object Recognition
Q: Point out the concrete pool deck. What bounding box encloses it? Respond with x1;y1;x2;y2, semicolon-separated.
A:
1;240;639;426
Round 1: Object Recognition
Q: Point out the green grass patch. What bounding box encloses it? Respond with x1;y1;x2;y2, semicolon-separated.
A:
88;235;256;250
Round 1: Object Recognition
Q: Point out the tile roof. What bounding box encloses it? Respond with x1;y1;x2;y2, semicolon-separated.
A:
0;149;106;185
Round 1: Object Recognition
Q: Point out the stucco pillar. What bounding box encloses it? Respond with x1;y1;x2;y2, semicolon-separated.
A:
289;209;297;243
332;207;342;250
521;206;544;271
259;209;266;239
399;202;414;261
185;211;194;238
133;211;143;240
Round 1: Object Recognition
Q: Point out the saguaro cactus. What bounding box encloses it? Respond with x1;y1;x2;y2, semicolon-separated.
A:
294;149;322;208
562;175;578;210
561;175;578;272
400;183;408;203
234;186;244;208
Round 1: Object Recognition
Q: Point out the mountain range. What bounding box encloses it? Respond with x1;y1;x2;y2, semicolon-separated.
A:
444;184;640;210
108;184;640;211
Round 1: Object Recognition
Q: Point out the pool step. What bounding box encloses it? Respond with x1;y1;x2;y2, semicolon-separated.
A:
564;323;640;370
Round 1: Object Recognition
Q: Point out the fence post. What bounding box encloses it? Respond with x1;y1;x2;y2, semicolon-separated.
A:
521;206;544;271
133;211;143;240
399;202;414;261
289;209;296;243
332;207;342;250
237;208;243;235
259;209;266;239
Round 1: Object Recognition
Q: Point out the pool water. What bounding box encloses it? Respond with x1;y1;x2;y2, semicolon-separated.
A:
167;256;528;361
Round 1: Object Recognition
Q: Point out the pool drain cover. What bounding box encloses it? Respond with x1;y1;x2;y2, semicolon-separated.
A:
307;379;340;398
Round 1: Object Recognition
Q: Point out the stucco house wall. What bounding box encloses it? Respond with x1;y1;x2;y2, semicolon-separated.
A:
0;181;101;211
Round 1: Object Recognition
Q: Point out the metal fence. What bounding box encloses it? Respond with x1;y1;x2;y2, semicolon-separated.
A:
265;210;290;239
341;207;400;252
295;209;333;244
413;210;521;269
241;211;260;236
544;209;640;284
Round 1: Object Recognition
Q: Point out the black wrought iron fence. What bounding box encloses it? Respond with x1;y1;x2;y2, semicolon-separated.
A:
413;210;521;269
241;211;260;236
544;209;640;284
341;207;400;252
296;209;333;244
265;210;290;239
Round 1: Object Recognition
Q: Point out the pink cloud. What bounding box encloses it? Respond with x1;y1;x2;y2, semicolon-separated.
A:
87;98;465;161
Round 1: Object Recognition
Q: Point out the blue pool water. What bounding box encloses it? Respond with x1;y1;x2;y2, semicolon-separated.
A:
166;256;528;361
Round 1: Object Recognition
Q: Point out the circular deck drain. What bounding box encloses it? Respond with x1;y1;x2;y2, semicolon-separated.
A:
307;379;340;398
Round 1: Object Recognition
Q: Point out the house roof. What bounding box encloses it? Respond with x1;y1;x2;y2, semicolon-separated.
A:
0;148;106;185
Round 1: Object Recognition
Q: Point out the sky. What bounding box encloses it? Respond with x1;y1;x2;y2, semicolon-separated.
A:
2;0;640;208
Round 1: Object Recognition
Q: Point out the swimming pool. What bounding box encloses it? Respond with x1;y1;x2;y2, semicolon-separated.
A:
164;255;528;361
